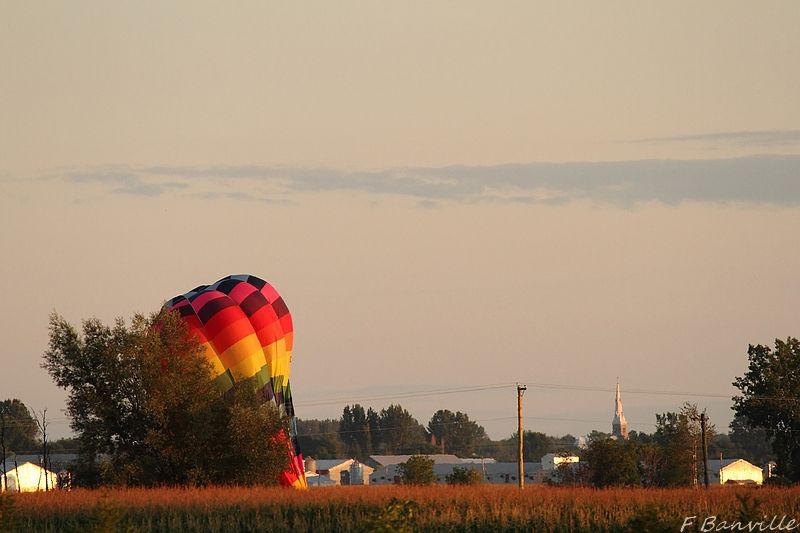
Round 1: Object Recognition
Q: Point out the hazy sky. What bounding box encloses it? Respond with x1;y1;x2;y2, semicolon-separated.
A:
1;2;799;441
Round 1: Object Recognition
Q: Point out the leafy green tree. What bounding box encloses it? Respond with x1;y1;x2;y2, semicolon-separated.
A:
727;413;774;465
551;434;579;452
487;431;577;462
213;382;290;486
340;404;373;459
47;437;80;454
636;443;666;487
653;403;709;487
521;431;556;462
445;466;483;485
42;310;288;487
627;430;655;444
653;411;694;486
296;419;345;460
427;410;487;457
584;438;641;487
732;339;799;478
374;405;431;454
586;430;612;443
398;455;436;485
0;399;39;454
552;456;590;486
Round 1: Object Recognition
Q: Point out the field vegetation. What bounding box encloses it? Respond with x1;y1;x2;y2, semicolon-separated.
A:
2;485;799;533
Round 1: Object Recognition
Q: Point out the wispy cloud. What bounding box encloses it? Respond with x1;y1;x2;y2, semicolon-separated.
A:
627;130;800;146
69;171;188;196
64;155;800;206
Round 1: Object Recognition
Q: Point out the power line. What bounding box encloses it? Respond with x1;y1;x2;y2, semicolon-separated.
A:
519;380;800;403
294;380;800;409
294;383;517;407
4;379;797;436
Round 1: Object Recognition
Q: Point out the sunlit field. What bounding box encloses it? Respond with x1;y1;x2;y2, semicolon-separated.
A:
2;485;799;532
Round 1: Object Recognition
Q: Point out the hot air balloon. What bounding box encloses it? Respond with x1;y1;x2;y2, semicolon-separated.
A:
165;274;306;488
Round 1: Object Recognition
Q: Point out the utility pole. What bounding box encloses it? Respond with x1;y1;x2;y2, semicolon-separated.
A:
1;411;7;492
517;383;526;489
700;412;709;488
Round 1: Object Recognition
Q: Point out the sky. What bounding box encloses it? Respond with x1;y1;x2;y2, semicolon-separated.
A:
1;1;799;442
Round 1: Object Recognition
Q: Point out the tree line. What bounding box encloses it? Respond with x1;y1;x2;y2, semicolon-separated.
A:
296;402;773;482
3;308;797;488
297;405;490;460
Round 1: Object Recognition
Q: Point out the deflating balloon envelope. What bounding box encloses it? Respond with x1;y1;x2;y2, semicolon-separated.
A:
166;274;306;489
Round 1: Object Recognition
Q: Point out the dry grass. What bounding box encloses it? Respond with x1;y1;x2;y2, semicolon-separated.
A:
4;484;800;532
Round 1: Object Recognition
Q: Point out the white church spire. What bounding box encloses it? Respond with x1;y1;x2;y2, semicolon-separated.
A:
612;379;629;440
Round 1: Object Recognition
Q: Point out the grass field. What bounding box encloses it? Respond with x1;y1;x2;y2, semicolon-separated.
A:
2;485;799;532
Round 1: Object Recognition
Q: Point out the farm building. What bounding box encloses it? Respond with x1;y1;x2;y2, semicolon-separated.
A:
541;453;580;471
368;454;466;467
704;459;764;485
369;461;546;485
304;458;374;486
304;472;337;487
1;461;58;492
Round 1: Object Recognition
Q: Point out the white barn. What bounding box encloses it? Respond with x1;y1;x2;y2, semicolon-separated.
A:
705;459;764;485
1;462;58;492
304;458;375;486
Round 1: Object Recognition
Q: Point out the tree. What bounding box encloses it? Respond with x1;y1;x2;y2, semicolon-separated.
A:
652;403;712;487
42;310;289;486
732;339;799;479
339;405;373;459
374;405;431;454
583;438;641;487
1;399;39;493
636;443;665;487
397;455;436;485
552;455;590;486
521;431;556;462
0;399;39;453
585;430;612;444
486;431;578;462
296;419;346;460
627;430;655;445
427;410;487;457
551;434;579;453
213;382;290;486
727;413;774;465
47;437;79;454
445;466;483;485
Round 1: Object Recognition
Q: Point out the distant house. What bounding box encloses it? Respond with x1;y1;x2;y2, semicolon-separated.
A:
1;462;58;492
704;459;764;485
482;462;546;484
369;461;546;485
541;453;580;471
368;454;546;485
368;454;466;468
304;458;374;486
459;457;497;465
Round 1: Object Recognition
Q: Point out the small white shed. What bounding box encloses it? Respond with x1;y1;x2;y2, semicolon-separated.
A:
1;461;58;492
706;458;764;485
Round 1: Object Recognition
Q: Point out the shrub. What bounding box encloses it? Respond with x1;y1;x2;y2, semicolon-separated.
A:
445;466;483;485
397;455;436;485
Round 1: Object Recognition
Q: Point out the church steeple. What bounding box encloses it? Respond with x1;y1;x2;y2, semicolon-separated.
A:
612;380;629;440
